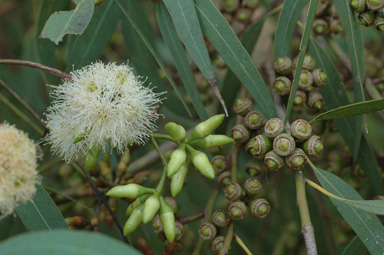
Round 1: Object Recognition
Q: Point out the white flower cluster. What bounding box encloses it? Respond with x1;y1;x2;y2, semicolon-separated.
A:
0;122;40;217
44;62;164;162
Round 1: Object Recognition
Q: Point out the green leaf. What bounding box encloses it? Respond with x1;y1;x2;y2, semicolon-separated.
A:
67;0;122;69
310;99;384;122
115;0;193;118
333;0;365;161
274;0;307;59
194;0;277;119
311;167;384;254
284;0;319;124
15;185;68;231
309;39;383;194
0;230;141;255
157;2;208;121
342;236;370;255
40;0;95;45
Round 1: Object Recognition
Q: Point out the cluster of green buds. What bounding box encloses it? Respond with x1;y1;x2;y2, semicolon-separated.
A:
350;0;384;30
313;0;343;35
273;55;327;113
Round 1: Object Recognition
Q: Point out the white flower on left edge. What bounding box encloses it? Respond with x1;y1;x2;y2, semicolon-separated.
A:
44;62;165;162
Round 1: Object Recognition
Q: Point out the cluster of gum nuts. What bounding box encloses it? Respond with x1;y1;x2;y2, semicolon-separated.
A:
198;155;270;253
232;100;324;172
273;55;327;113
313;0;343;36
350;0;384;30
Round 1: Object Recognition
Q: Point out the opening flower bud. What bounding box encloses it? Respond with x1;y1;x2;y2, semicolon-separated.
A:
273;134;295;156
211;236;226;254
250;198;270;218
245;111;265;130
303;135;324;157
228;201;247;220
359;12;375;26
244;178;262;195
245;159;264;176
274;56;292;75
106;183;155;199
366;0;384;11
165;122;186;141
312;69;327;87
218;171;231;187
224;182;243;201
273;76;292;95
199;222;217;241
264;150;284;171
264;118;284;138
298;70;313;89
234;98;253;117
291;119;312;140
212;210;230;228
211;155;228;173
231;124;250;143
286;149;307;170
351;0;365;13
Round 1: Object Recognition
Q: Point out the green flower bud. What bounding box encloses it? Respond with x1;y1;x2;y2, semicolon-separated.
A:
84;145;101;172
143;193;160;224
189;135;234;149
187;145;215;179
165;122;186;141
159;196;176;243
106;184;155;199
167;144;187;177
126;195;149;216
123;204;144;236
171;161;188;197
186;114;225;142
73;131;85;144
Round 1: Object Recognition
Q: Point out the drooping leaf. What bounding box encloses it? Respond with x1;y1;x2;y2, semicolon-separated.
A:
0;230;141;255
15;184;68;231
274;0;308;59
284;0;319;124
311;167;384;254
310;99;384;122
194;0;277;119
40;0;95;45
67;0;122;69
309;39;383;194
157;2;207;121
333;0;365;161
116;0;193;118
342;236;370;255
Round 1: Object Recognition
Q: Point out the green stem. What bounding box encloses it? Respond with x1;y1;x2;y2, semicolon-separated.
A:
218;222;234;255
192;239;205;255
0;59;72;80
205;183;221;222
179;211;205;224
0;93;44;135
152;133;177;143
295;171;318;255
231;148;238;183
151;135;168;193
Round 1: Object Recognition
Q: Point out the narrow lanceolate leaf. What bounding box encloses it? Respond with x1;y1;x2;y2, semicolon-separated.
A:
67;0;122;69
163;0;227;116
115;0;193;118
194;0;277;119
311;166;384;254
15;185;68;231
0;230;141;255
333;0;365;161
284;0;319;124
342;236;370;255
157;2;208;121
40;0;95;45
310;99;384;122
274;0;307;59
309;39;383;194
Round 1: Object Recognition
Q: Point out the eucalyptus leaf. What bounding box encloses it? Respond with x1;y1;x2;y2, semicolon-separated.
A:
310;99;384;122
194;0;277;119
40;0;95;45
342;236;370;255
311;167;384;254
15;185;68;231
0;230;141;255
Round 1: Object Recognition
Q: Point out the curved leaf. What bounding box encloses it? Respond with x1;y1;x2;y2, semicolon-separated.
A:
67;0;122;69
157;2;207;121
40;0;95;45
15;185;68;231
311;167;384;254
0;230;141;255
194;0;277;119
309;39;383;194
274;0;307;59
284;0;319;124
342;236;370;255
310;99;384;122
333;0;365;161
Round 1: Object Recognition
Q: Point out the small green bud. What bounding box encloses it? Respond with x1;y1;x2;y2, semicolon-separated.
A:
160;196;176;243
186;114;225;142
106;184;155;199
143;193;160;224
171;161;188;197
189;135;234;149
73;132;85;144
167;144;187;177
165;122;186;141
187;145;215;179
123;204;144;236
84;145;101;172
126;195;149;216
